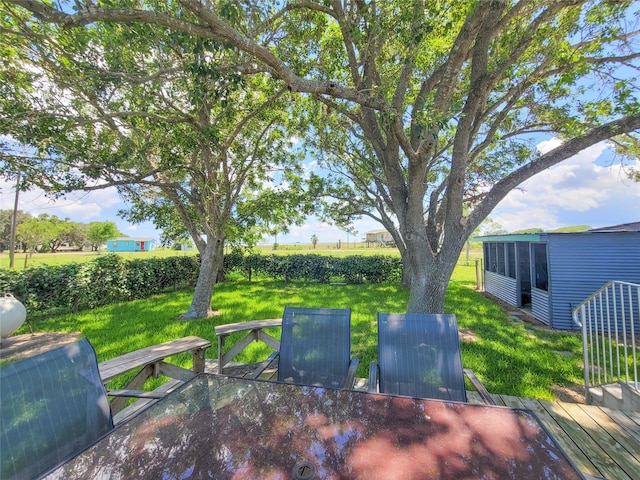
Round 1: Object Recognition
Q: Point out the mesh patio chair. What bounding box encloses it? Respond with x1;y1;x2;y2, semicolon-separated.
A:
369;313;494;404
252;307;358;389
0;338;114;480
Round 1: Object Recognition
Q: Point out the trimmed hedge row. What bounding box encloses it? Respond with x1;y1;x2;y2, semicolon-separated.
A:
0;254;200;316
0;253;401;316
231;253;402;284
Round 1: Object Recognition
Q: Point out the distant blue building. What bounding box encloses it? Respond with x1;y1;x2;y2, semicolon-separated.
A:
477;223;640;330
106;237;156;252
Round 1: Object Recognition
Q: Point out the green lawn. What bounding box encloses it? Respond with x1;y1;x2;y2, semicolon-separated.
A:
12;264;586;401
0;244;383;270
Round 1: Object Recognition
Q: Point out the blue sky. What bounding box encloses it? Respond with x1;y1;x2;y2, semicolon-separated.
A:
1;138;638;244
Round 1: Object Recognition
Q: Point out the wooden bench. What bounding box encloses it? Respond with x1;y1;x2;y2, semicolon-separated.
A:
98;335;211;414
214;319;282;374
112;379;183;425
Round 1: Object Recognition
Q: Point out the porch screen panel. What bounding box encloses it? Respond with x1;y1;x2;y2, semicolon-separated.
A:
507;243;516;279
532;243;548;291
497;243;506;275
484;244;490;271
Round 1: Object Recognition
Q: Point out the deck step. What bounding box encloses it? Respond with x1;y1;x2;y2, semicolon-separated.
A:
589;382;640;412
603;383;624;408
588;386;604;405
589;384;623;409
620;381;640;412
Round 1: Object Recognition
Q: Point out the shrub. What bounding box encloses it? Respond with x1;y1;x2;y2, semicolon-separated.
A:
0;264;80;314
0;254;200;316
0;252;400;317
70;254;130;311
233;253;402;284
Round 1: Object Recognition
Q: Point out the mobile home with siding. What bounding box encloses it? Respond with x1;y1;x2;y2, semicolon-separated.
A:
477;223;640;330
106;237;156;252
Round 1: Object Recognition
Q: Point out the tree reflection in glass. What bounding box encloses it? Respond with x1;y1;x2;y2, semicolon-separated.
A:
47;375;581;480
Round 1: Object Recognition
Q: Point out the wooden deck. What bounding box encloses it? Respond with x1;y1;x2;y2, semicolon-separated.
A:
473;393;639;480
0;332;83;362
204;359;639;480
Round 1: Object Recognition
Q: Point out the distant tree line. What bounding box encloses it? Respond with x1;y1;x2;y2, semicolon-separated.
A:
0;210;119;254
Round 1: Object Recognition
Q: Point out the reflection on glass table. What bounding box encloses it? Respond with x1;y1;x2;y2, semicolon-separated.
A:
45;373;584;480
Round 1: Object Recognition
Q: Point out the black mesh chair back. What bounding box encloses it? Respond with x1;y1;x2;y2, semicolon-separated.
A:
1;339;113;479
277;307;353;389
376;313;467;402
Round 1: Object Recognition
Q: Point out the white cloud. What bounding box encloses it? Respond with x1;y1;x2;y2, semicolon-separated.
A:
302;160;320;178
490;140;640;232
536;137;564;154
0;180;123;222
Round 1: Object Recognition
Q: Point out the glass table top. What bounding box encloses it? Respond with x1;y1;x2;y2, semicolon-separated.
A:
45;373;583;479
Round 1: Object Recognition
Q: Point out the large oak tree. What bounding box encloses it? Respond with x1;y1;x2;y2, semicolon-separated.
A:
3;0;639;313
1;3;312;318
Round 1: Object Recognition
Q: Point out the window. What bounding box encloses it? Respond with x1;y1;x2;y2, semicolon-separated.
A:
507;243;516;279
496;243;506;275
485;243;498;272
532;243;548;291
484;243;491;270
484;242;504;275
485;242;515;277
112;241;117;248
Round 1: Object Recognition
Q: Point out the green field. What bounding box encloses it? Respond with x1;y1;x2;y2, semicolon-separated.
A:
1;242;484;270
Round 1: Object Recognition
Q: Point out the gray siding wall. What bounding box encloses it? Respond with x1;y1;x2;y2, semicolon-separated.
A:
531;289;551;325
548;232;640;330
485;271;518;305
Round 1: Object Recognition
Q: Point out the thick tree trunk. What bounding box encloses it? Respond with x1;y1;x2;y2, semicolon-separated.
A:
406;254;460;313
181;238;224;319
404;233;464;314
401;261;412;288
399;247;412;288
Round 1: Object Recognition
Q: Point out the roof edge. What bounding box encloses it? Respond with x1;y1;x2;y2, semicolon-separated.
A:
474;233;542;242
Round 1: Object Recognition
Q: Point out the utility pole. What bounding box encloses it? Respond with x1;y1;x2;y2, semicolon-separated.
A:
9;172;20;268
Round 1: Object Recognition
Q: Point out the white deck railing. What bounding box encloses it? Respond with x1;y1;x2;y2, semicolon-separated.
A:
573;281;639;403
